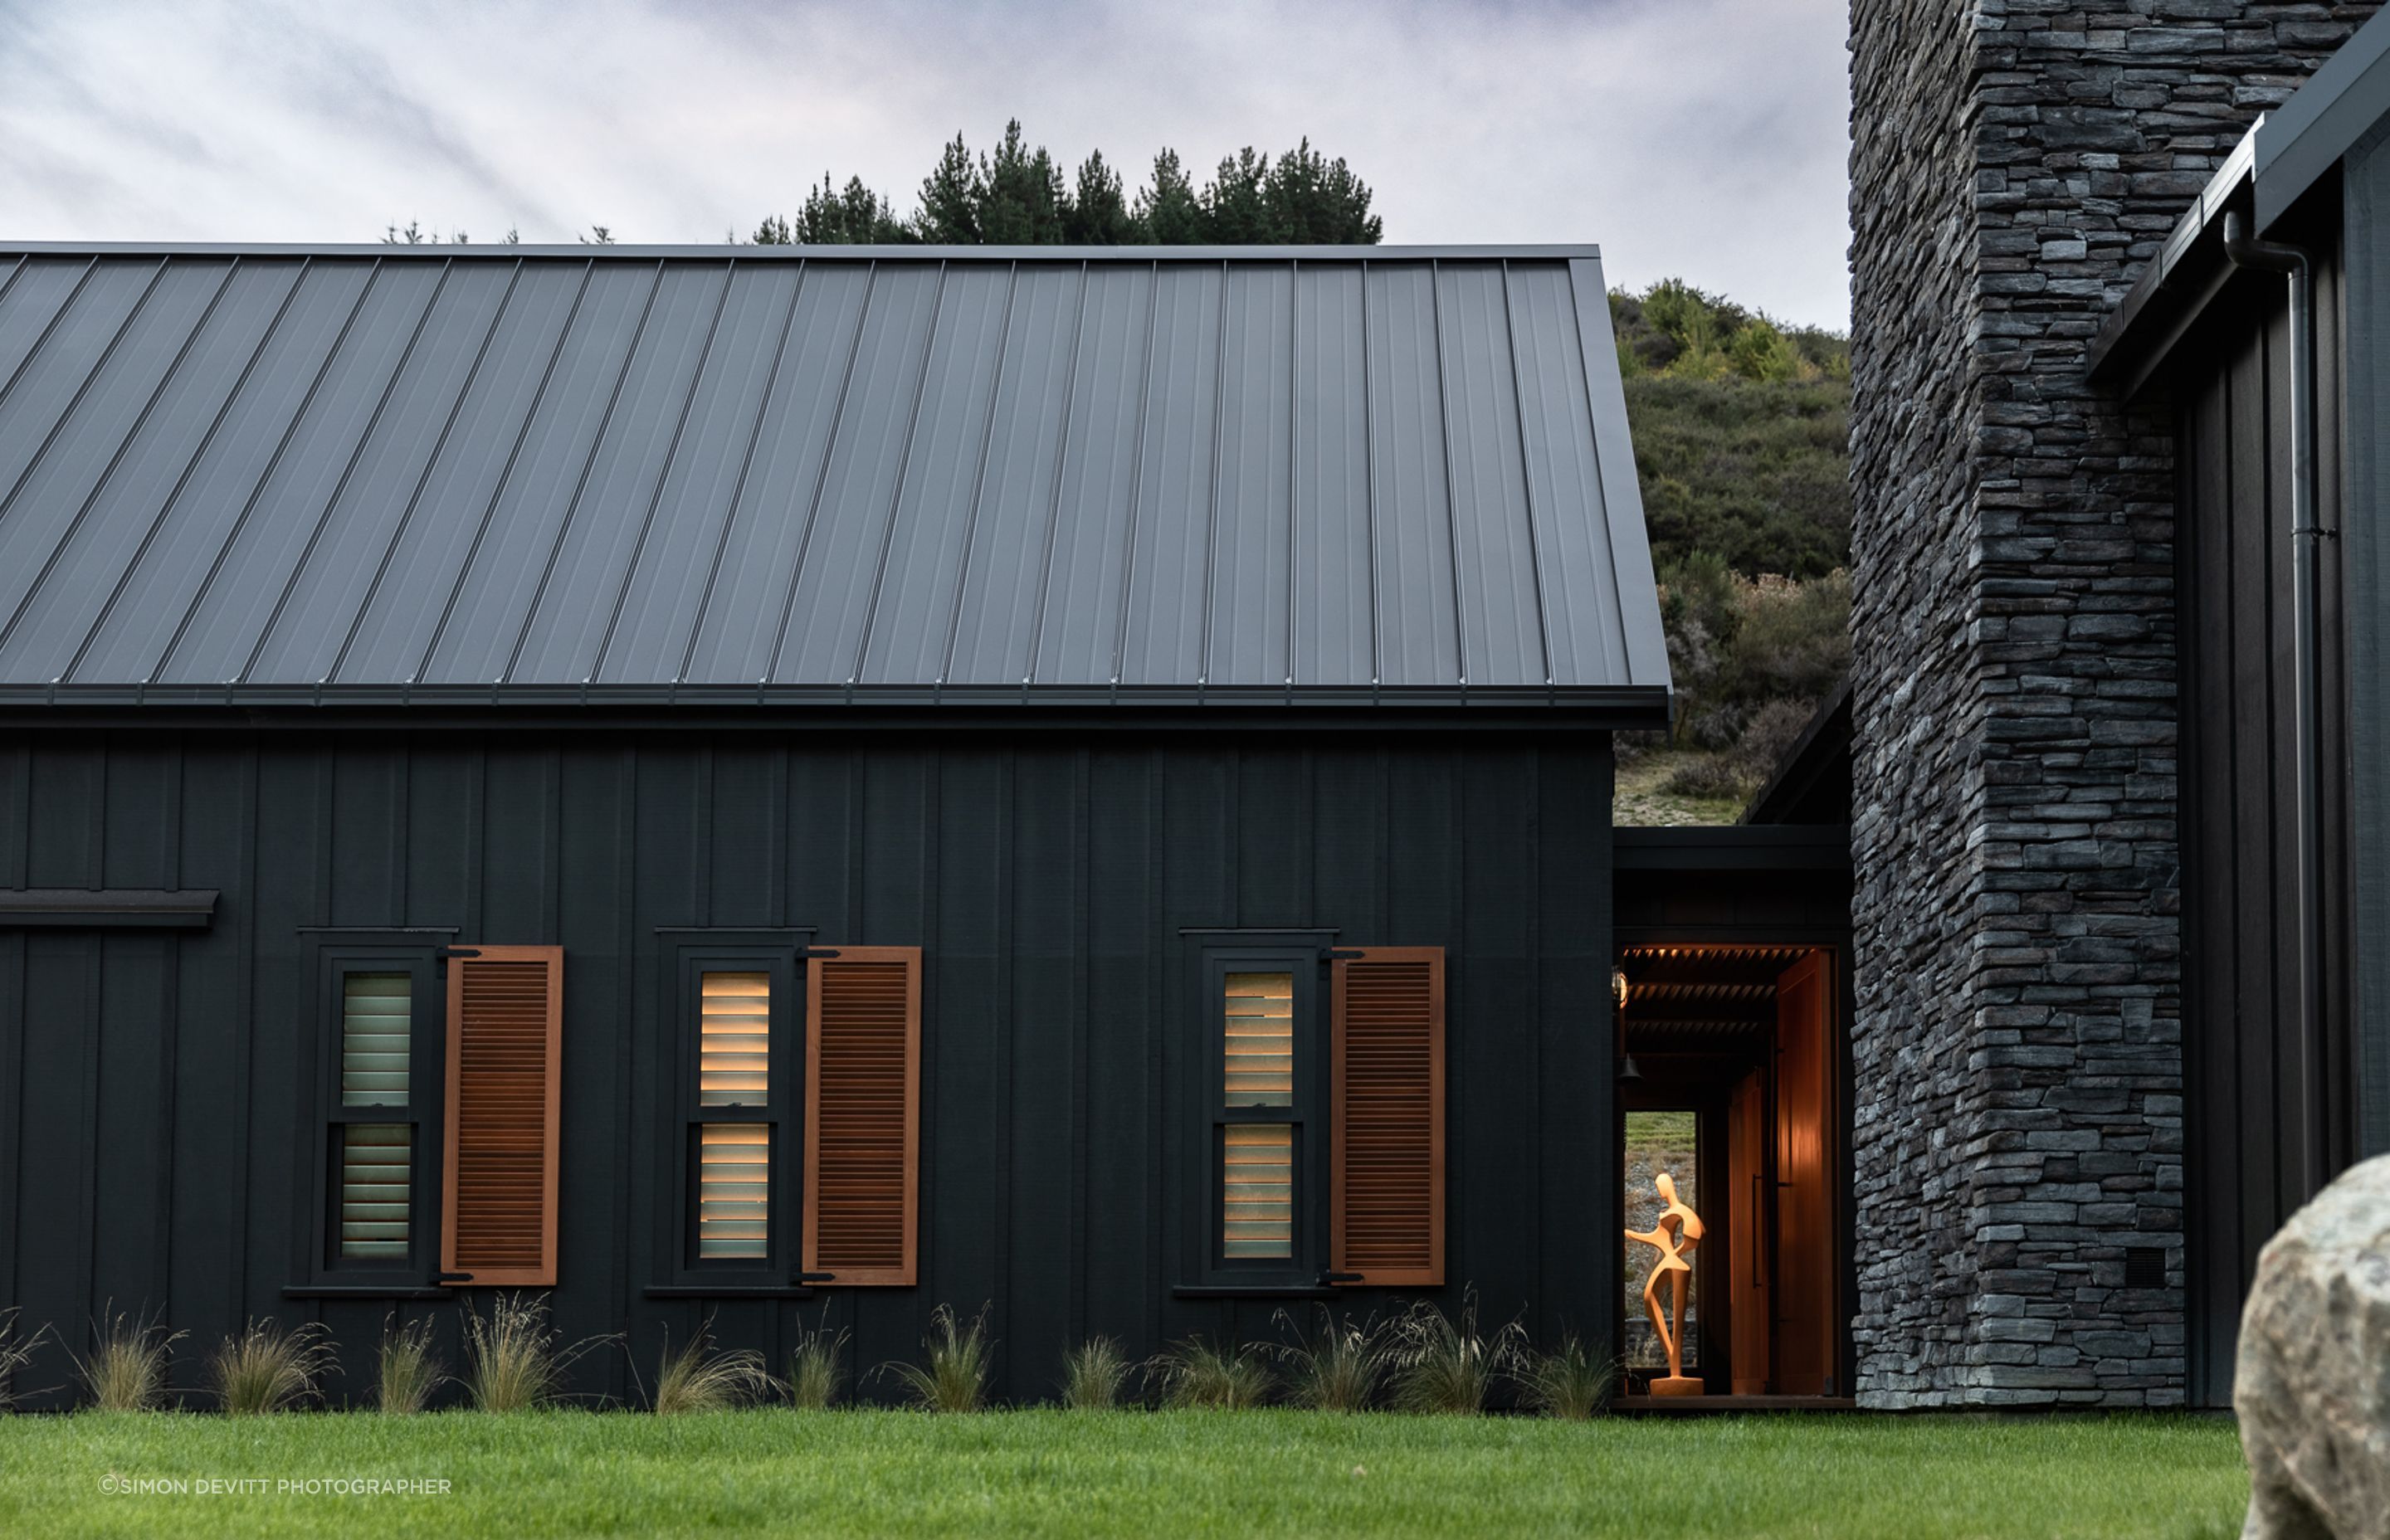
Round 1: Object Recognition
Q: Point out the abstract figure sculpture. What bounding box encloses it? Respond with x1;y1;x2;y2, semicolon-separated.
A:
1624;1172;1705;1396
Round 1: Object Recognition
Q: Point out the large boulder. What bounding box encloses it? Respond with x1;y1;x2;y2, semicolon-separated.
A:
2239;1153;2390;1538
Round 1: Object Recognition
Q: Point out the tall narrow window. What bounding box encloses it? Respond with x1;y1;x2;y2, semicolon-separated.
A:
1192;951;1318;1280
313;948;436;1280
695;972;772;1261
1222;970;1296;1258
338;972;414;1260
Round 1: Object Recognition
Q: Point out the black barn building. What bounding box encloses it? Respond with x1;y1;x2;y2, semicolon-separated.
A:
0;242;1857;1407
2089;17;2390;1405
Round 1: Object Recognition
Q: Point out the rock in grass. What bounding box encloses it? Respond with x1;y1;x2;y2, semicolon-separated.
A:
2237;1153;2390;1538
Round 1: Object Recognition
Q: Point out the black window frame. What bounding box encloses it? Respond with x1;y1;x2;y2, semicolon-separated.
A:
300;934;446;1287
657;933;808;1288
1179;932;1334;1289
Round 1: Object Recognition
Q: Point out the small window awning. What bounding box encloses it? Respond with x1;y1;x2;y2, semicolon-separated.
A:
0;243;1668;721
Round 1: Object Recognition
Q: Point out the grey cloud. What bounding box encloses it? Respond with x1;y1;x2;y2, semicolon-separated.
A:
0;0;1850;325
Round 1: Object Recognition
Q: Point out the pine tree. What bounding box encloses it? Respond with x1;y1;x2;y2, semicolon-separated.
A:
1063;149;1140;245
1261;139;1382;244
976;119;1066;244
1134;149;1206;244
717;123;1384;249
1202;148;1275;243
914;134;983;243
790;175;906;245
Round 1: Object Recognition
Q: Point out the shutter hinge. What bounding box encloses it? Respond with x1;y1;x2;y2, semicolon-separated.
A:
433;946;482;962
801;948;843;960
1319;948;1364;962
1318;1270;1363;1286
797;1270;836;1284
433;1270;475;1284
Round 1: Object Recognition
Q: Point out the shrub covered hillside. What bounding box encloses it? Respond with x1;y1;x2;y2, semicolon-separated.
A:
1608;281;1851;824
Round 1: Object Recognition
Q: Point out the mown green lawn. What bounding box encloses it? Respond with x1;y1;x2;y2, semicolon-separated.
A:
1;1408;2245;1539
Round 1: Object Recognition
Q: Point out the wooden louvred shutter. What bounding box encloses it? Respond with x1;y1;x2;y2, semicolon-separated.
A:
802;947;920;1285
1331;947;1445;1286
441;945;563;1287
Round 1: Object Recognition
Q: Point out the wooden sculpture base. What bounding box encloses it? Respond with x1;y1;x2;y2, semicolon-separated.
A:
1648;1376;1705;1397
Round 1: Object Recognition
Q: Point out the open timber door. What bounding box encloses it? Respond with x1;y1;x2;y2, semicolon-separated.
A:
1774;949;1834;1395
1728;1068;1771;1394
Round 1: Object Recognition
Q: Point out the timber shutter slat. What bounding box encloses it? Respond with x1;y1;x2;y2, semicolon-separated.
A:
802;947;920;1285
441;945;563;1286
1331;947;1445;1285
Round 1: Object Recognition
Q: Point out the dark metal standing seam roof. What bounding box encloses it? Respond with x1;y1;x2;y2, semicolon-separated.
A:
0;242;1669;715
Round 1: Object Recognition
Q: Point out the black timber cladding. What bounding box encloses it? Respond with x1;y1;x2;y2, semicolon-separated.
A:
2168;200;2363;1411
0;244;1667;713
0;728;1614;1407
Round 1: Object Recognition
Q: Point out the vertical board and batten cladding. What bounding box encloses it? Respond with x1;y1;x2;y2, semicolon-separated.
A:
2171;200;2357;1408
0;729;1613;1406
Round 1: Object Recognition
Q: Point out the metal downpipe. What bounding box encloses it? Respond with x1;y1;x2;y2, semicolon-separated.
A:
2222;210;2329;1199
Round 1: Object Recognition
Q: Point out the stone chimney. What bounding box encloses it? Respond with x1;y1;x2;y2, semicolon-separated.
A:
1845;1;2381;1407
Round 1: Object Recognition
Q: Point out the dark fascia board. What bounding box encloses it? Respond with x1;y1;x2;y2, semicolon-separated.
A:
2256;7;2390;230
0;241;1604;264
0;888;218;928
2085;133;2259;388
1612;826;1853;872
2092;8;2390;388
0;682;1671;731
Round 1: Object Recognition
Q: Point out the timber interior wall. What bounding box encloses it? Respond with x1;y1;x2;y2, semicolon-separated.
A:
0;726;1612;1408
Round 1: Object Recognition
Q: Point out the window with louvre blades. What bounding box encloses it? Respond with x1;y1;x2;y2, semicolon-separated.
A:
310;945;438;1279
666;945;797;1279
1331;948;1446;1287
802;947;920;1287
441;946;563;1288
1188;942;1324;1287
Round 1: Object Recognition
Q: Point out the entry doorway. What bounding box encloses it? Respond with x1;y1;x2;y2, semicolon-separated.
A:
1616;943;1841;1401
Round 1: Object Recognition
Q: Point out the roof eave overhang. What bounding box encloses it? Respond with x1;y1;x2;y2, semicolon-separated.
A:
0;682;1674;732
2085;132;2259;395
2089;8;2390;393
0;241;1607;263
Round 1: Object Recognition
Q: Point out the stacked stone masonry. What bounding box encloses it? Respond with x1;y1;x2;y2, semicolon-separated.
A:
1845;0;2380;1407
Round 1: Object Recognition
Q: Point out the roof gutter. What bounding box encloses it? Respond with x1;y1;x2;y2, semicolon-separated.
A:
2090;8;2390;389
2220;211;2333;1201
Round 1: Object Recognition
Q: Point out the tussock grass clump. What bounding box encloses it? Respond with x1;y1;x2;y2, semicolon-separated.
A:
1519;1333;1614;1420
1058;1336;1132;1410
1387;1294;1523;1416
788;1318;850;1411
1150;1335;1273;1409
880;1304;992;1413
209;1319;335;1416
462;1293;602;1411
0;1308;50;1408
1273;1306;1389;1412
651;1325;773;1414
76;1309;183;1411
374;1318;446;1415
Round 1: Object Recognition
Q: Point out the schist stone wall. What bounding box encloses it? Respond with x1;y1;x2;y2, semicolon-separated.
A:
1844;1;2380;1406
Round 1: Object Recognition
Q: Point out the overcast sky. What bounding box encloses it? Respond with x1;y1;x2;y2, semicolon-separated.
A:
0;0;1854;328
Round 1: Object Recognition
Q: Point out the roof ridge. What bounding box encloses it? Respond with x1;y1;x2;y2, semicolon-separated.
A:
0;241;1603;263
